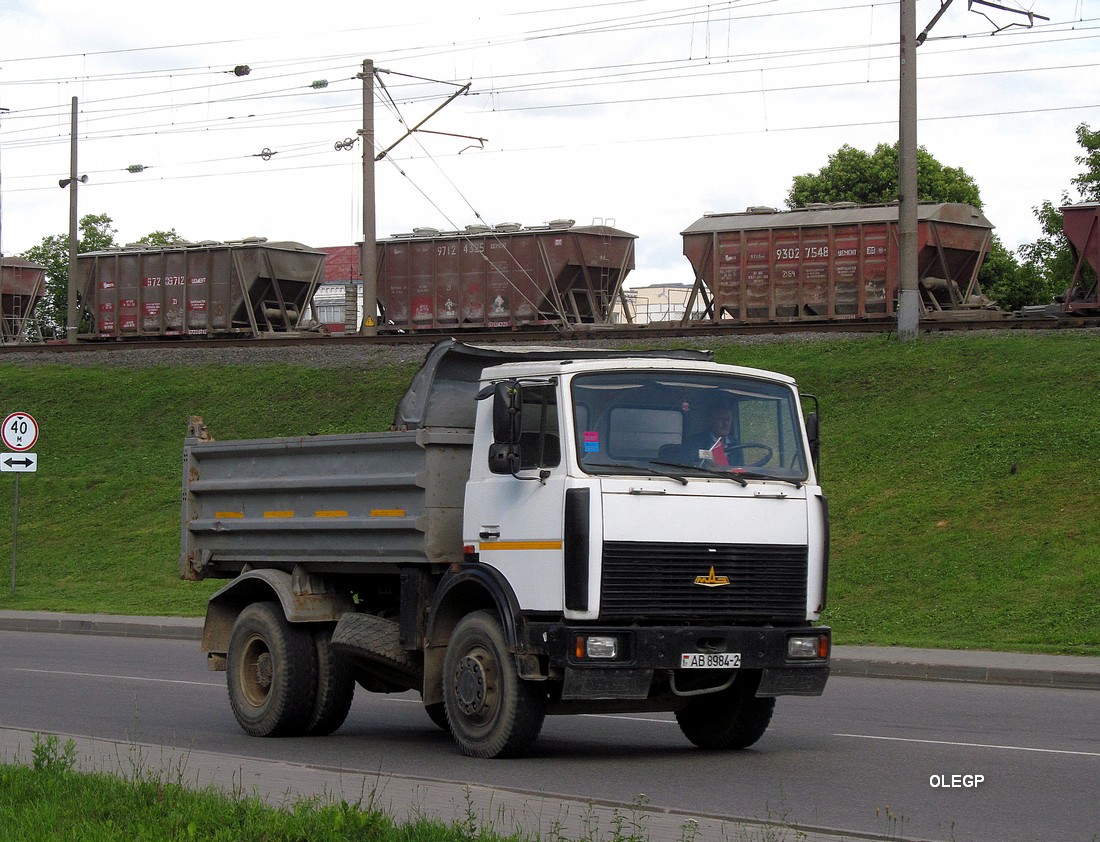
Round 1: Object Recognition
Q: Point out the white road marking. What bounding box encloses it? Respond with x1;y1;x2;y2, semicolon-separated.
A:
835;732;1100;758
11;667;221;688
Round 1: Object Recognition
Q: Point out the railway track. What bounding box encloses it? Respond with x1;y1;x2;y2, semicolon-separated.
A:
0;313;1095;356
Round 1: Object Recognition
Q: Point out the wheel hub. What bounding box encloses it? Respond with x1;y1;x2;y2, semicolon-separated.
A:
254;651;273;690
455;655;487;716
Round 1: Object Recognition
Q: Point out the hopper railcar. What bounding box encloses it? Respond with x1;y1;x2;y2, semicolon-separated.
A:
321;220;637;333
1060;203;1100;315
77;239;326;340
0;258;47;343
680;203;998;325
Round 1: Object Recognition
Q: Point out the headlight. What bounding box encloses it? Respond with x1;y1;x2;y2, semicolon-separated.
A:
575;635;619;659
788;634;829;659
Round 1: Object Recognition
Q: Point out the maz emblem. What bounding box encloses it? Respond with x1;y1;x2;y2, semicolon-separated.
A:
694;566;731;587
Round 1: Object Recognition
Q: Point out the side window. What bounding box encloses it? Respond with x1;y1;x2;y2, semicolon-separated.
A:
738;399;801;470
519;384;560;469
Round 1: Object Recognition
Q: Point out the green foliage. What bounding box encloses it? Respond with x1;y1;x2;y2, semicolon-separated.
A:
979;235;1051;311
135;229;185;246
1017;200;1077;304
785;142;981;209
1070;122;1100;202
31;733;77;774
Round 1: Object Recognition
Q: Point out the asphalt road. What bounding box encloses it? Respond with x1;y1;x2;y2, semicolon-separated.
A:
1;629;1098;842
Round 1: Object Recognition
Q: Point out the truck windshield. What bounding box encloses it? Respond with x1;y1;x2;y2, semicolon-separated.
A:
571;371;809;482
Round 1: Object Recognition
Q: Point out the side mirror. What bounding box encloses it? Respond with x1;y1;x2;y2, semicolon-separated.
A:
488;381;521;475
492;381;521;445
805;411;821;472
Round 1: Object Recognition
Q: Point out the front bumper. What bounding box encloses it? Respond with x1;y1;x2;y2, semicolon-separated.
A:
540;623;830;700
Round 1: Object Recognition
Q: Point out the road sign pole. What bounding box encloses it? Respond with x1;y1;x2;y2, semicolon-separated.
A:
10;473;17;596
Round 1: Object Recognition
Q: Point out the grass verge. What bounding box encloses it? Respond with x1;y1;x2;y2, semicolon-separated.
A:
0;331;1097;654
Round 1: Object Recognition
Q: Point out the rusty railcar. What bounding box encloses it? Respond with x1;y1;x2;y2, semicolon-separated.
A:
325;220;636;332
1060;203;1100;315
0;258;46;342
77;240;326;339
680;203;996;324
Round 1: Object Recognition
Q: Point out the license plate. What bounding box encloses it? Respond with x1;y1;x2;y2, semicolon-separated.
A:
680;652;741;669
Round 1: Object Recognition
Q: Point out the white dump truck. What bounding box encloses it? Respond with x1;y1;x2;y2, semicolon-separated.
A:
181;339;830;758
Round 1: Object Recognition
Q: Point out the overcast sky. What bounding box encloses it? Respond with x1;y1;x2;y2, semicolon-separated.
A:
1;0;1096;288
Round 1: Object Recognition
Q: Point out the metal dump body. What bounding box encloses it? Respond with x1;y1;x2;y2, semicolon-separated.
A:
78;240;326;339
0;258;46;342
681;203;994;322
375;221;636;330
1060;203;1100;314
180;423;474;581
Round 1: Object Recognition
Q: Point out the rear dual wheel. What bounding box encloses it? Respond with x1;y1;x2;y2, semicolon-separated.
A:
227;602;354;737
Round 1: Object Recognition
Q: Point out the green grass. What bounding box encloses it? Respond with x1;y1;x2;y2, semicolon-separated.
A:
0;734;510;842
1;332;1098;654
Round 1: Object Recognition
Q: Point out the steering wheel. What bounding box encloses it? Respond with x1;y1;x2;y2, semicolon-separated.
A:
724;442;773;468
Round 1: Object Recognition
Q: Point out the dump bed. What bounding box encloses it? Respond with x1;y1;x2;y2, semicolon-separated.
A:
180;419;473;581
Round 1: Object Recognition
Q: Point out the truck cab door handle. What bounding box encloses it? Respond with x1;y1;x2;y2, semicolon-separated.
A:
479;530;500;540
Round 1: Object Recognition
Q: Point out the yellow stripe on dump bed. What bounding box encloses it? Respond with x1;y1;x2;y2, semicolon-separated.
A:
264;511;294;518
479;541;563;551
315;510;349;518
370;509;406;517
215;512;244;519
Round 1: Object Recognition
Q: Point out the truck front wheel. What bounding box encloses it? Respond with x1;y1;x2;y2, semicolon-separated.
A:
227;602;318;737
443;610;546;758
675;673;775;750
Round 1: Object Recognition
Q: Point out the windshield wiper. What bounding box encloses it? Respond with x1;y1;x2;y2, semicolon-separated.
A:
585;461;688;486
650;460;747;487
729;471;804;489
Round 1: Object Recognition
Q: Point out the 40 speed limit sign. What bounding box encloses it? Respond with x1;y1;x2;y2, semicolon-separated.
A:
2;412;39;452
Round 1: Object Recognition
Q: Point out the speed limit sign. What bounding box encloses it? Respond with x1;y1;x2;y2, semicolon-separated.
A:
2;412;39;452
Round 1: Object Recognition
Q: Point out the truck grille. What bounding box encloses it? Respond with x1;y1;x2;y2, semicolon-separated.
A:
600;541;807;622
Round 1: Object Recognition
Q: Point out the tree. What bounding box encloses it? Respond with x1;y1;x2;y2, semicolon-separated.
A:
1070;123;1100;202
135;229;184;246
786;142;982;209
1015;123;1100;306
21;213;117;338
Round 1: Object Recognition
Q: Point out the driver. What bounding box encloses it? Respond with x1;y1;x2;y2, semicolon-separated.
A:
688;403;735;465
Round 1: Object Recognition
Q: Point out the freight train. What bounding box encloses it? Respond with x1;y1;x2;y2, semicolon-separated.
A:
6;203;1098;343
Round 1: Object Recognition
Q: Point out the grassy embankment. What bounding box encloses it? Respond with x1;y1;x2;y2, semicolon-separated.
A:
0;331;1097;654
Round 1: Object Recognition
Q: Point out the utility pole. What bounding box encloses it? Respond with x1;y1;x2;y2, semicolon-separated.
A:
897;0;920;342
358;60;378;336
66;97;80;344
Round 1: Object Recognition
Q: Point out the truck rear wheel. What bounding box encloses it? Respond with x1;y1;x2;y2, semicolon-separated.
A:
227;602;318;737
304;627;355;736
675;673;775;750
443;610;546;758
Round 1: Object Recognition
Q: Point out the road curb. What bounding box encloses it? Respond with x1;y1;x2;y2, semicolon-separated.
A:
3;610;1099;691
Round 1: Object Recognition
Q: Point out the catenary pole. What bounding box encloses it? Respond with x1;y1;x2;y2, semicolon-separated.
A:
66;97;80;344
897;0;920;342
359;60;378;336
